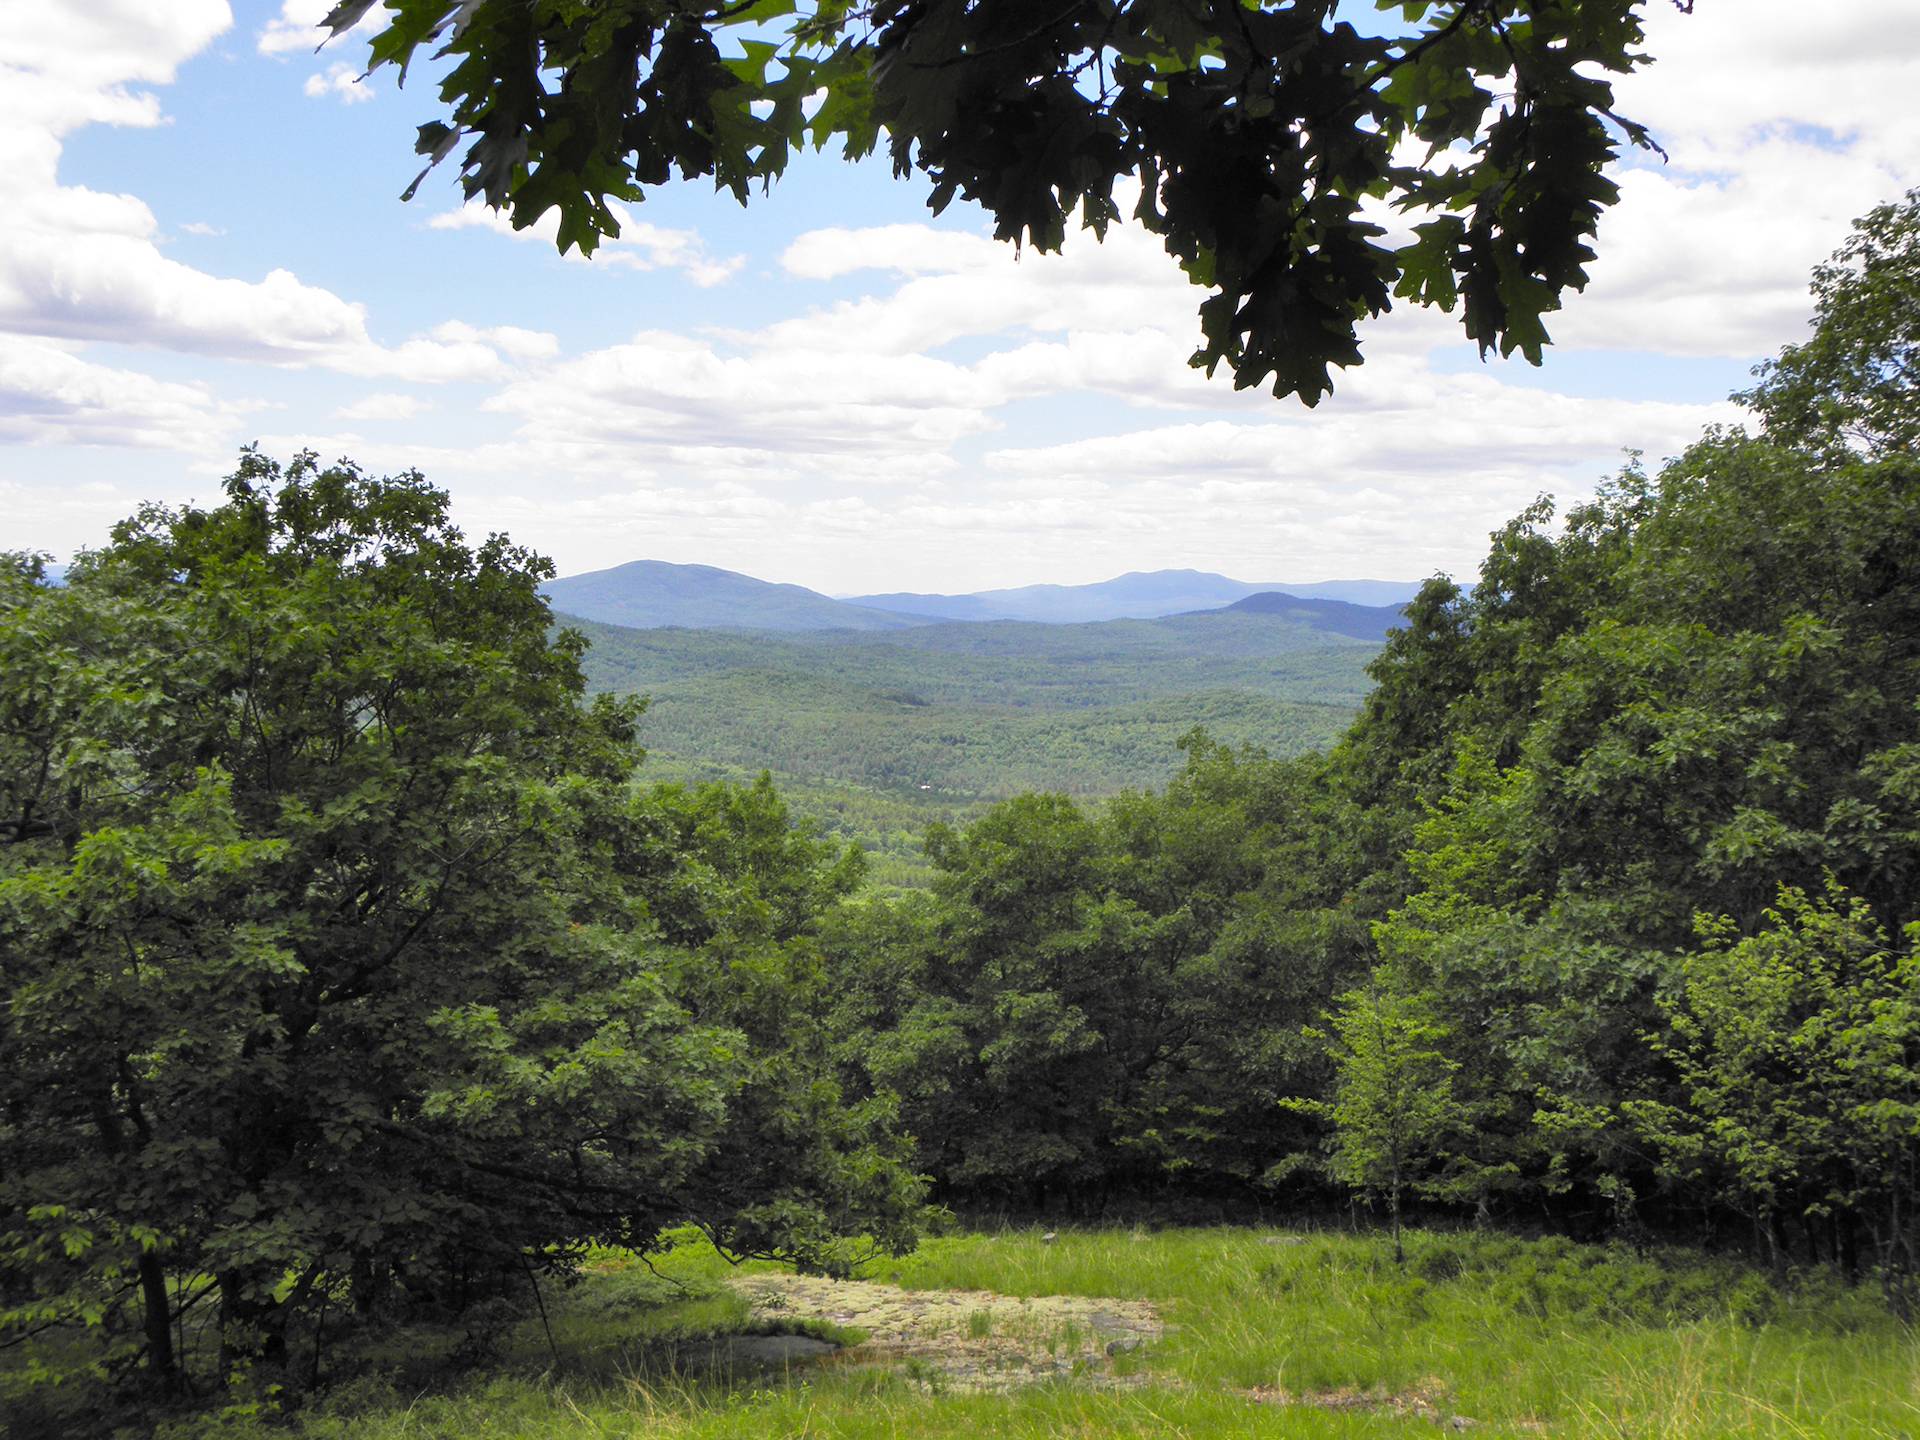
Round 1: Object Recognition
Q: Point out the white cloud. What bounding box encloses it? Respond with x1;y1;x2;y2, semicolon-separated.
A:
781;225;1000;280
0;3;230;138
258;0;380;58
456;199;1747;584
1623;2;1920;171
1542;1;1920;358
179;220;225;237
981;388;1729;491
334;392;427;422
0;5;535;388
428;202;745;287
471;216;1513;497
944;385;1739;582
429;321;561;362
303;61;374;105
747;208;1194;361
488;327;1003;465
0;334;242;450
0;215;507;380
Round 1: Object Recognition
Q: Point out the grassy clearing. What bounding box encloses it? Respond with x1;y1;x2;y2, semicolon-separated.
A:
141;1227;1916;1440
866;1228;1915;1436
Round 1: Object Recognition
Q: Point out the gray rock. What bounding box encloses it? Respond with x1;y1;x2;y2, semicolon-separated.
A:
676;1333;840;1372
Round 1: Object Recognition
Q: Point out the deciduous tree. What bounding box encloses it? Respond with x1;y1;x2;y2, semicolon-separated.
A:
0;452;920;1396
326;0;1674;403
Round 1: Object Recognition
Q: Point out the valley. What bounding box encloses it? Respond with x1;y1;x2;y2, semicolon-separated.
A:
562;587;1403;882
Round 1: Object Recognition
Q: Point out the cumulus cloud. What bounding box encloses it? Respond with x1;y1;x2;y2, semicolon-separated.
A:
0;3;229;138
781;225;1002;280
462;203;1744;584
0;3;547;390
473;213;1552;501
303;61;374;105
0;212;508;380
428;202;745;287
0;334;242;450
487;327;1004;466
951;389;1738;582
428;321;561;362
1544;2;1920;357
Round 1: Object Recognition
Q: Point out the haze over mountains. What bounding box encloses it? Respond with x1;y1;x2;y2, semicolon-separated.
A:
544;559;1423;632
540;560;924;632
544;559;1416;867
845;569;1422;622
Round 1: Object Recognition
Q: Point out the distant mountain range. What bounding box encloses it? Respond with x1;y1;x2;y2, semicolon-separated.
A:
542;560;924;632
545;560;1424;633
1210;590;1416;640
846;569;1422;622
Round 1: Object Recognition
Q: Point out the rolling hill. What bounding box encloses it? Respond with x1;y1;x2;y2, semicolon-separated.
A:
566;606;1396;712
567;605;1392;797
565;600;1400;885
1209;590;1411;640
844;569;1424;622
543;559;1424;630
542;560;928;631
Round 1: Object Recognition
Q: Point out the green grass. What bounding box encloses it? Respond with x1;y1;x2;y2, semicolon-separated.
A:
863;1227;1913;1435
137;1226;1916;1440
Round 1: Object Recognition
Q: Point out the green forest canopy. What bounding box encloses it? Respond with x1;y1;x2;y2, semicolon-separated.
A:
0;459;923;1394
816;193;1920;1283
568;609;1379;807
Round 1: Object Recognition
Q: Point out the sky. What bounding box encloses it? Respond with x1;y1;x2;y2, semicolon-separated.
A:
3;3;1918;595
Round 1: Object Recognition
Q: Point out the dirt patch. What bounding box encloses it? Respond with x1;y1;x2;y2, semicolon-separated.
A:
728;1273;1163;1393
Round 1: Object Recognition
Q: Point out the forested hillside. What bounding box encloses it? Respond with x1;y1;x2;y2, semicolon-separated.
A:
567;607;1386;872
569;606;1394;706
642;679;1351;798
547;560;1422;631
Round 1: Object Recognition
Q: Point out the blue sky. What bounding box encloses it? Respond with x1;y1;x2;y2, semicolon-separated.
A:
4;3;1918;593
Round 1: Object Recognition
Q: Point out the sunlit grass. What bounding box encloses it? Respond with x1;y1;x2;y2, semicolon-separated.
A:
143;1226;1918;1440
848;1226;1914;1437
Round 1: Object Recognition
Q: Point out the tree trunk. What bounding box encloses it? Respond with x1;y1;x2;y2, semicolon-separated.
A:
1389;1160;1404;1266
137;1251;178;1391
